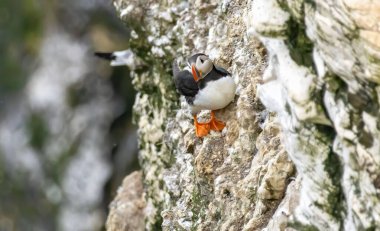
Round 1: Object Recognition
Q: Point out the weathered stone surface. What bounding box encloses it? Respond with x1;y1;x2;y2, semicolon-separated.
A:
110;0;295;230
248;0;380;229
106;171;145;231
108;0;380;230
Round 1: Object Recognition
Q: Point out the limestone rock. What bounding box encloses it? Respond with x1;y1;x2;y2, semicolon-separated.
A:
248;0;380;229
109;0;295;230
107;0;380;230
106;171;145;231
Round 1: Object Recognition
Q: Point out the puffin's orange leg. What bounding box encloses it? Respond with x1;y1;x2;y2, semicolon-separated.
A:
194;115;210;137
209;111;225;131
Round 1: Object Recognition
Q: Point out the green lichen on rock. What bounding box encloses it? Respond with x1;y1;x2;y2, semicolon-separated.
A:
285;16;314;68
108;0;380;230
113;0;183;229
111;1;296;231
318;125;346;224
251;0;380;229
323;149;345;221
190;185;204;231
278;0;315;70
27;112;49;151
288;221;319;231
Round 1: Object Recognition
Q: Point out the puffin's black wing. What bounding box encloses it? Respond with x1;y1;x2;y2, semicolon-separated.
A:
214;65;231;76
172;60;199;100
174;71;199;96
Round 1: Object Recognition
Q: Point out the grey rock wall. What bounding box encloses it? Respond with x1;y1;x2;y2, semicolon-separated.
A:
249;0;380;229
108;0;380;230
106;171;145;231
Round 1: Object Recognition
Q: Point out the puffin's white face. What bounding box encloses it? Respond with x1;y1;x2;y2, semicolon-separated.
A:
195;55;213;78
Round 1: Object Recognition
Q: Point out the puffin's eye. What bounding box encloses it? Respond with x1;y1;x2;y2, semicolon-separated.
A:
200;59;204;63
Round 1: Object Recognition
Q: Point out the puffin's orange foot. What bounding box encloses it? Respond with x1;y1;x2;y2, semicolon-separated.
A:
210;118;225;131
195;122;210;137
209;111;225;131
193;115;210;137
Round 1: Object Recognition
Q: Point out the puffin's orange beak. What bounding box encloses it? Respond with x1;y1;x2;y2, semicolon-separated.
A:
191;64;200;82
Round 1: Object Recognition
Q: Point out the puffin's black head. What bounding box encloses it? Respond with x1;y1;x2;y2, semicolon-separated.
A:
187;53;213;81
187;53;205;65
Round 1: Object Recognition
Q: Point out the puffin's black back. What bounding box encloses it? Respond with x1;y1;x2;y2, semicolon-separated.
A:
197;65;231;90
172;60;199;104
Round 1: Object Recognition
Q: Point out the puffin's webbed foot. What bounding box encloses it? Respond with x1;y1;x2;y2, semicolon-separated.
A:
194;115;210;137
210;111;225;131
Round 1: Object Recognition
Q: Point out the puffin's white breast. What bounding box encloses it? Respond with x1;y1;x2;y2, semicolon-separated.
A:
191;76;236;113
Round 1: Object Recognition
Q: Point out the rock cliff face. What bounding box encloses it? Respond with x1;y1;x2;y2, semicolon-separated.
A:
107;0;380;230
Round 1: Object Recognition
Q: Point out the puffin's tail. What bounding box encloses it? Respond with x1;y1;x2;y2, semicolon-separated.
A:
94;52;116;61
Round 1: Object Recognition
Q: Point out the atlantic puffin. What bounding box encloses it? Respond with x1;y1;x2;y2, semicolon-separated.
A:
173;53;236;137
